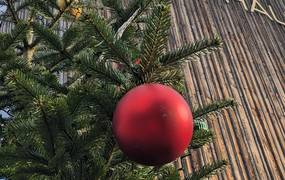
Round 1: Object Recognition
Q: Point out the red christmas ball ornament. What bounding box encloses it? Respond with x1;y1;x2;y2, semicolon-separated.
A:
112;83;193;166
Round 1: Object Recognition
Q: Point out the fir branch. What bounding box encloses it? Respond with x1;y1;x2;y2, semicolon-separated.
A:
6;0;19;23
101;0;122;13
115;8;140;40
109;150;128;167
0;22;28;50
76;49;127;86
35;97;56;157
112;0;153;30
2;53;66;94
193;99;236;119
185;160;228;180
18;1;74;56
0;55;30;79
49;55;71;72
159;36;222;66
15;0;33;12
146;68;183;85
31;22;74;68
15;164;55;176
108;162;134;179
31;69;67;94
0;48;15;62
83;14;132;67
87;61;126;86
16;143;49;166
68;37;94;56
66;86;84;116
6;71;56;157
0;145;48;166
8;115;35;136
140;3;171;73
150;165;180;180
32;48;59;62
7;70;49;99
190;129;214;149
73;83;118;119
32;22;63;52
32;0;55;19
62;26;80;49
101;135;117;178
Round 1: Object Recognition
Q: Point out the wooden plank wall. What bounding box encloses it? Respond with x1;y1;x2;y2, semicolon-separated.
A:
170;0;285;179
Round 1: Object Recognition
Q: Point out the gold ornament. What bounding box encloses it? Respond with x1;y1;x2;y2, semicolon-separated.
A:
57;0;67;10
68;7;82;19
57;0;82;19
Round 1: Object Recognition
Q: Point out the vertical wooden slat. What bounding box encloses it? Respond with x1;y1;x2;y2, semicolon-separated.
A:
171;0;285;179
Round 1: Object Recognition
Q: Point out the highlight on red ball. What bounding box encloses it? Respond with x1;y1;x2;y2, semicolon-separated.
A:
112;83;194;166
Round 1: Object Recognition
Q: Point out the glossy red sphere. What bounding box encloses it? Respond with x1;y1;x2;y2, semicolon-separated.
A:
112;83;193;166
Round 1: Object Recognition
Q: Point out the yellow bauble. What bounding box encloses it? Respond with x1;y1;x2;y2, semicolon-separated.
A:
68;7;82;19
57;0;82;19
57;0;67;10
57;0;79;9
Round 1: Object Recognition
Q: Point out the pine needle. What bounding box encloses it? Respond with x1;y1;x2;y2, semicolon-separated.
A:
193;99;237;119
159;35;222;66
190;129;214;149
186;160;228;180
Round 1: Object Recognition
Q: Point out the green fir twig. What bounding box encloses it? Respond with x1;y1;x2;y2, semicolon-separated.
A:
159;36;222;66
190;129;214;149
185;160;228;180
193;99;236;119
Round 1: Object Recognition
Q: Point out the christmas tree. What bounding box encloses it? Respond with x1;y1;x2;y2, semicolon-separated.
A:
0;0;236;179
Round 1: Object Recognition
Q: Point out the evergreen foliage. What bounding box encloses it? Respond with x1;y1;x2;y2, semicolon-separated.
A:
0;0;236;179
185;160;228;180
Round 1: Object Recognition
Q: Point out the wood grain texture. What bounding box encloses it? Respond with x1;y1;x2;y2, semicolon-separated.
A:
170;0;285;179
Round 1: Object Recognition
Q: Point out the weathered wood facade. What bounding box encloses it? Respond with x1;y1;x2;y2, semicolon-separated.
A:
170;0;284;179
1;0;284;179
